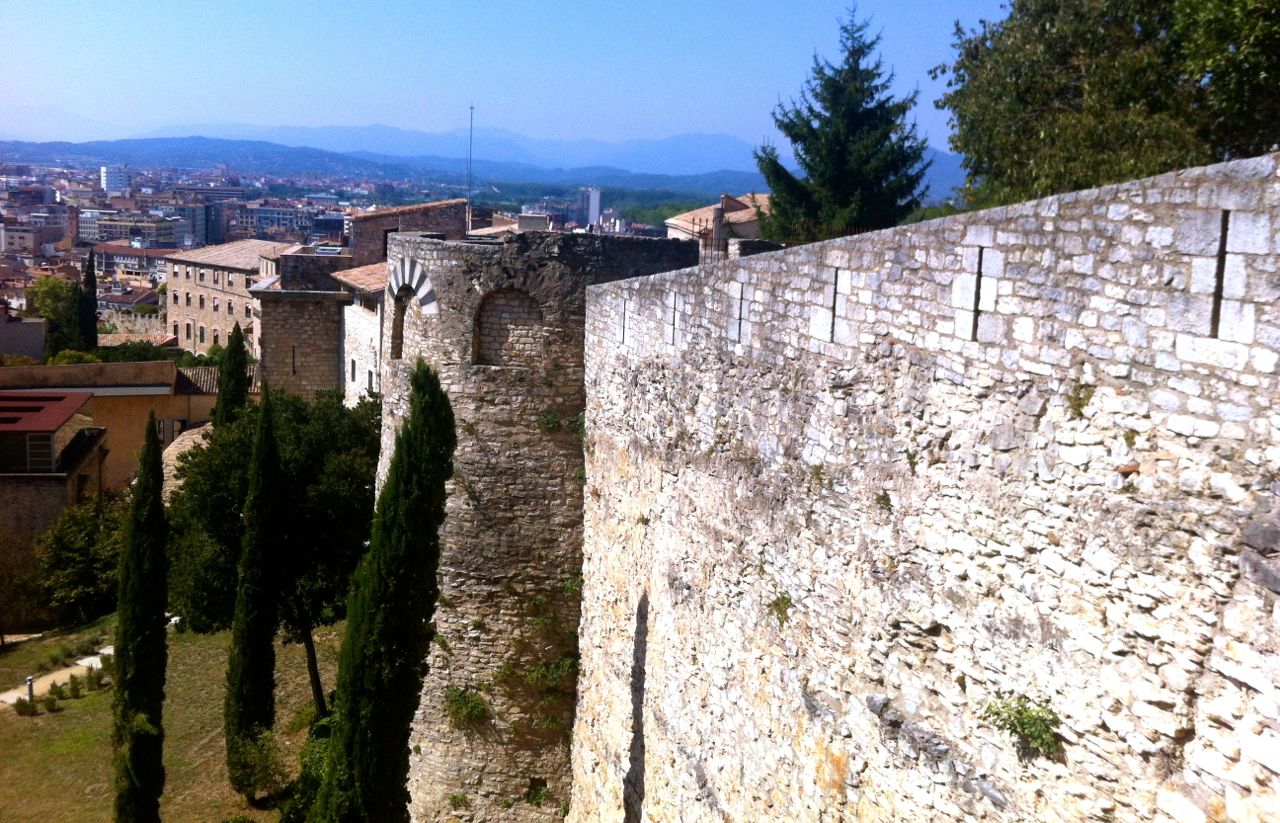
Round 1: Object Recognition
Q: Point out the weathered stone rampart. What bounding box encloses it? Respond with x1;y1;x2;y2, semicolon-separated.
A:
377;232;697;821
573;154;1280;822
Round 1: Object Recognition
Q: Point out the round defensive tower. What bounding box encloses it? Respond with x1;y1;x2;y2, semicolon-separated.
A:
376;231;696;821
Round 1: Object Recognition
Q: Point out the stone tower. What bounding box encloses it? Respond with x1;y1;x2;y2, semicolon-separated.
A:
376;231;696;820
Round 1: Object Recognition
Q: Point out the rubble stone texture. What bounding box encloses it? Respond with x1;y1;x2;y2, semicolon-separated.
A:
571;154;1280;822
376;232;696;822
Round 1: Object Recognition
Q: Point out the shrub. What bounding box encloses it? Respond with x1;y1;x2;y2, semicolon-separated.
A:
536;410;562;433
443;686;489;729
98;653;114;678
524;779;549;807
524;656;577;692
279;734;329;823
41;694;59;713
1067;383;1095;419
225;732;288;800
85;666;106;691
47;682;67;700
13;698;37;717
982;693;1063;757
767;594;793;625
67;674;83;699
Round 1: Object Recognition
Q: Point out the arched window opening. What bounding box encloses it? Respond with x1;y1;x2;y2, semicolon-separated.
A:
390;285;414;360
473;289;545;366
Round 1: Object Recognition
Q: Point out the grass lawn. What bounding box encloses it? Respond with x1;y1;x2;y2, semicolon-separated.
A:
0;619;344;823
0;614;115;690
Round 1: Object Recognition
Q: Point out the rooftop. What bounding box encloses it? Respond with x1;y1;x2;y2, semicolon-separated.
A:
350;198;467;222
331;262;386;293
92;243;175;259
165;239;294;271
0;391;92;433
665;193;772;235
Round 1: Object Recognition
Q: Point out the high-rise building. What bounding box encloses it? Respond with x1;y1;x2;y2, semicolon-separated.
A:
578;186;602;225
99;165;131;196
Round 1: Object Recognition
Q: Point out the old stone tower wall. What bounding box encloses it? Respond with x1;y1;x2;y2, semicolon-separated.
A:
377;232;697;821
573;154;1280;822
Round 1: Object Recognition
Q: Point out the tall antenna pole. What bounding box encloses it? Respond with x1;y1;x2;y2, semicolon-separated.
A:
467;105;474;201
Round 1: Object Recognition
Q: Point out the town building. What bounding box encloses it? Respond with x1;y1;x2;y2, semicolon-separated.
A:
99;164;130;197
0;391;106;628
92;243;172;282
664;193;771;259
0;361;222;490
331;263;385;404
166;238;294;354
96;213;189;248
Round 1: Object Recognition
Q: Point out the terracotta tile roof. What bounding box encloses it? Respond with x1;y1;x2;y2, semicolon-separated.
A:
664;194;772;234
165;239;294;271
98;333;178;347
176;364;261;395
350;198;467;222
331;262;386;293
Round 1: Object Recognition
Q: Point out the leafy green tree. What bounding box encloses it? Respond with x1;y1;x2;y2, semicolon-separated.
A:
213;323;249;428
755;6;928;243
225;386;283;800
1176;0;1280;158
29;276;83;358
169;390;380;711
36;494;130;625
48;350;102;365
77;253;99;351
932;0;1280;202
112;412;169;823
311;363;455;823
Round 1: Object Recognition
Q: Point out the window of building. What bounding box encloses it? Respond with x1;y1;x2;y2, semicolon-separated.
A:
367;370;374;392
351;359;356;381
245;304;251;318
172;322;179;338
199;326;205;344
184;266;190;280
228;274;235;288
213;271;220;284
213;297;219;311
173;291;179;304
390;285;414;359
185;323;191;339
227;301;234;315
199;295;205;309
199;269;206;282
213;329;220;346
185;293;191;307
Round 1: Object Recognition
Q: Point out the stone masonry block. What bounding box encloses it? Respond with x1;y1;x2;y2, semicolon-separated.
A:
1190;257;1218;294
1226;211;1272;254
978;278;998;312
1167;293;1214;336
984;248;1006;279
954;309;974;338
836;268;853;295
1218;300;1256;345
976;313;1005;343
1175;209;1223;256
1175;333;1249;370
963;224;994;246
1224;254;1247;299
952;272;976;309
962;246;982;273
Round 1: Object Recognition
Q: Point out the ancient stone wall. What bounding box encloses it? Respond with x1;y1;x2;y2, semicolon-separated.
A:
573;154;1280;822
256;291;348;399
350;200;469;266
377;232;696;821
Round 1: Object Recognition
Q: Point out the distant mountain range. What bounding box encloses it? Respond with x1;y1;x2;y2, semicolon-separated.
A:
0;125;967;201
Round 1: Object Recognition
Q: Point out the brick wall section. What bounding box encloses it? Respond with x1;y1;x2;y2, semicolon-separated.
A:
376;231;696;821
349;199;469;266
257;291;349;399
572;154;1280;822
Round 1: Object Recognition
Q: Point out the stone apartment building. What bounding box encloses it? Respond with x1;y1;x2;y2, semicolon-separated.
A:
166;238;293;354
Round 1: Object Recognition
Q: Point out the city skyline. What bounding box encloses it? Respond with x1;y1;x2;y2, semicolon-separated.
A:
0;0;1006;151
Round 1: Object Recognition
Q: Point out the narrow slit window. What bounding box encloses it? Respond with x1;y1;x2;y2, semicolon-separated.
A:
971;247;985;342
291;345;297;375
1211;210;1230;339
829;268;838;342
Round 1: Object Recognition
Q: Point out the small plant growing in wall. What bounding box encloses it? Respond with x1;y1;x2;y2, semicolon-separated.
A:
767;593;794;625
982;693;1063;758
875;491;893;512
443;686;490;729
1067;383;1095;419
536;410;562;432
448;793;470;810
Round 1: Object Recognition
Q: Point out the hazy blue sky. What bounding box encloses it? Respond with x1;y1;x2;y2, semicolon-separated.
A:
0;0;1007;149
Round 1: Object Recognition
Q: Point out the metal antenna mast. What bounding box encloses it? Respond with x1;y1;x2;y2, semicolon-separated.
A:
467;105;474;201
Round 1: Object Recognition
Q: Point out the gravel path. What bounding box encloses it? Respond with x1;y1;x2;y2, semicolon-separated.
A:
0;647;112;707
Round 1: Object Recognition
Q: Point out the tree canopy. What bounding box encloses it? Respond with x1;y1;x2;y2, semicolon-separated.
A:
755;6;929;243
934;0;1280;203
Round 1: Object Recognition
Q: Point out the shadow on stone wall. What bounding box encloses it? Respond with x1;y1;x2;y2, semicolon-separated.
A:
624;593;648;823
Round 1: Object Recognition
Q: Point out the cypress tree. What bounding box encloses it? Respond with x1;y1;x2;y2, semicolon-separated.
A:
311;362;455;823
225;386;282;799
76;252;99;351
112;412;169;823
213;323;249;428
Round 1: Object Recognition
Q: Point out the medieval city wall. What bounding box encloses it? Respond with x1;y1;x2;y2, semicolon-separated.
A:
378;232;697;822
573;154;1280;822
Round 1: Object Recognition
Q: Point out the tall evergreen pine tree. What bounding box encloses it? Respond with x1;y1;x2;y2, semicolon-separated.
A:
755;6;928;243
311;362;455;823
225;385;282;799
112;412;169;823
76;252;98;351
213;323;250;428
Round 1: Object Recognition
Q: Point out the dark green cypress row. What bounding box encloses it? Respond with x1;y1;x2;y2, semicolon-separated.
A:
310;362;455;823
76;252;98;351
213;323;249;428
113;412;169;823
224;385;281;798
